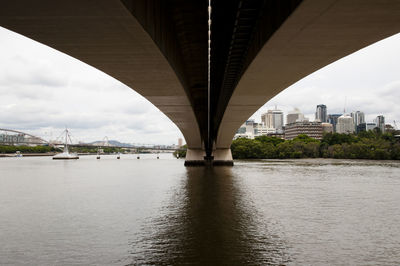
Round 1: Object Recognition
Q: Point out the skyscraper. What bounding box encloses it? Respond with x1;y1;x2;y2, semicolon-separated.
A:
351;111;365;127
328;114;342;132
261;108;284;133
375;115;385;133
315;104;327;122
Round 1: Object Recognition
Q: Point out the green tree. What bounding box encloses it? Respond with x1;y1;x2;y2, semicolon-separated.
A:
173;144;187;158
255;135;284;146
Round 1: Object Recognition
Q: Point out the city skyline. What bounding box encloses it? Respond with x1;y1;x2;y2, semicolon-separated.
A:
258;105;389;128
0;26;400;144
235;104;392;141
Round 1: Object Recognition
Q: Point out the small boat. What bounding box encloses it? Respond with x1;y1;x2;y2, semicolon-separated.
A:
15;151;23;157
53;129;79;160
117;152;120;159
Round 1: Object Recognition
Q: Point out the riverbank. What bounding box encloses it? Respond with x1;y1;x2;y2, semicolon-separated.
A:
0;153;56;157
0;152;132;157
231;132;400;160
0;145;60;154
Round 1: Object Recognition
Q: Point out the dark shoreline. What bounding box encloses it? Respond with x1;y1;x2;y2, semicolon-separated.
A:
0;153;146;158
0;153;56;157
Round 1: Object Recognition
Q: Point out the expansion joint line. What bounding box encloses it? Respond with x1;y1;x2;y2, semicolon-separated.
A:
207;0;211;152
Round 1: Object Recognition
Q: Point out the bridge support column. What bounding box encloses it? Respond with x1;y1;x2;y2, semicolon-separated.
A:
184;148;206;166
184;148;233;166
212;148;234;166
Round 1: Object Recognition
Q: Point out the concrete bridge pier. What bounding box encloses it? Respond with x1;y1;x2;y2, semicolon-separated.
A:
212;148;234;166
184;147;233;166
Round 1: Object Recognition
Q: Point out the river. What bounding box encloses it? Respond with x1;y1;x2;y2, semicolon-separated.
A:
0;155;399;265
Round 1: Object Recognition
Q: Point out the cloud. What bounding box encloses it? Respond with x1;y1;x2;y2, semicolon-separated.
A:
251;33;400;126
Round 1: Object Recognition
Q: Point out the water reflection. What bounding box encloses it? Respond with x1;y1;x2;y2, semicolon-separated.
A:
129;166;289;265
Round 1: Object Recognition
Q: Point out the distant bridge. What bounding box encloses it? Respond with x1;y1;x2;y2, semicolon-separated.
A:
69;143;176;151
0;128;49;145
0;128;177;151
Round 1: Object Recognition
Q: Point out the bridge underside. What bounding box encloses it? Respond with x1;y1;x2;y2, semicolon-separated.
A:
1;0;400;166
121;0;301;165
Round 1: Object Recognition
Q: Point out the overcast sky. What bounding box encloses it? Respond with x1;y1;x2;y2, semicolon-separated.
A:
0;26;399;144
252;33;400;126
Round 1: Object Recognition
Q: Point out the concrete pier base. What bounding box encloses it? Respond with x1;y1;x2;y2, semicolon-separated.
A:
184;148;206;166
184;148;233;166
212;148;234;166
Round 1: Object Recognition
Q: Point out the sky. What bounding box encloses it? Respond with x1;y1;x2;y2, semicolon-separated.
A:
0;26;399;144
252;33;400;126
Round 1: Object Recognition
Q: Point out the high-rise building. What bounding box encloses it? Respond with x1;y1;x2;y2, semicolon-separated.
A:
261;108;284;133
315;104;327;122
375;115;385;133
286;108;306;125
328;114;342;132
178;138;183;148
336;114;355;134
351;111;365;127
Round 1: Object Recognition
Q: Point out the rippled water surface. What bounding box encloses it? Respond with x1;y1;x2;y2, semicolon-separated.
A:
1;155;399;265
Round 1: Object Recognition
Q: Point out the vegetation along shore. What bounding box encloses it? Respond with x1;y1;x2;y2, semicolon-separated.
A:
175;131;400;160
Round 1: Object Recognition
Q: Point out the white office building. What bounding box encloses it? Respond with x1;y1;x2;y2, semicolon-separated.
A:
254;124;277;136
261;108;284;133
336;114;355;134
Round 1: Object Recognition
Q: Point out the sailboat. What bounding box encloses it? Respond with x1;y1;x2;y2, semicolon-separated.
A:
53;129;79;160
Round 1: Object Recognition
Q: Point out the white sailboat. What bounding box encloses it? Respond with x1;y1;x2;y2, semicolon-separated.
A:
53;129;79;160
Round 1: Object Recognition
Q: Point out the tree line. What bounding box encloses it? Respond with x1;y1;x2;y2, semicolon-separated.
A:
68;146;124;154
0;145;60;154
173;131;400;160
173;145;187;158
231;131;400;160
